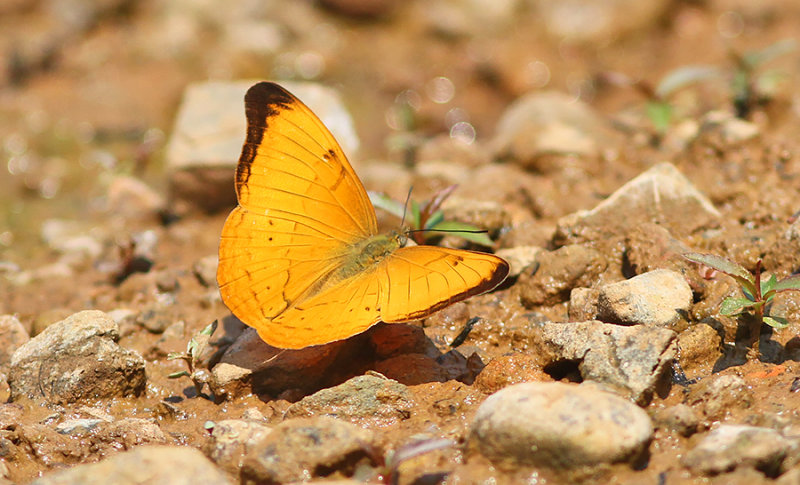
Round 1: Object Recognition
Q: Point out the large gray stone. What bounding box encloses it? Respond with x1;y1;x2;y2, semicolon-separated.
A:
540;320;676;404
555;163;720;245
469;382;652;468
9;310;146;404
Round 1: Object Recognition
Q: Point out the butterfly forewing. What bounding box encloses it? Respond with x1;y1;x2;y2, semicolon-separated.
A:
218;82;377;332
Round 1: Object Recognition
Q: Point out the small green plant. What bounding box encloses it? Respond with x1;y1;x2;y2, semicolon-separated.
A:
601;66;720;136
168;320;217;397
684;252;800;356
369;185;495;247
729;39;797;119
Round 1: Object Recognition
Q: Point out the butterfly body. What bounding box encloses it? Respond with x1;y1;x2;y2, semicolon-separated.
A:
218;82;509;349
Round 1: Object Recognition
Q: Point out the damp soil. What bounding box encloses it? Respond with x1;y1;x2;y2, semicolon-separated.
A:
2;1;800;484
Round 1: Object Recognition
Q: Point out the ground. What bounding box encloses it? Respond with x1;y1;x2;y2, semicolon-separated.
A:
2;0;800;483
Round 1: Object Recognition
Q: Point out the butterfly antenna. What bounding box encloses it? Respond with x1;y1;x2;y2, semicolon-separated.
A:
400;185;414;229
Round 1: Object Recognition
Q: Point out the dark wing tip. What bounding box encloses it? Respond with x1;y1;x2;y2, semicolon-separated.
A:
244;82;296;111
236;82;298;192
488;256;510;290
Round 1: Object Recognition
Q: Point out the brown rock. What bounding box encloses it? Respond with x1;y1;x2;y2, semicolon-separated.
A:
686;375;753;422
285;374;413;427
474;353;552;394
203;419;272;477
29;445;232;485
516;245;607;307
373;353;451;386
554;163;720;247
0;316;29;370
677;322;724;379
241;417;378;484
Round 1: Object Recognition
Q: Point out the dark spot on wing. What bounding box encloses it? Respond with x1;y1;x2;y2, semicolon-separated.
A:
235;82;298;191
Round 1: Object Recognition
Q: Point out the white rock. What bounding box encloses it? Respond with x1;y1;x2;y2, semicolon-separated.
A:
470;382;652;468
597;269;692;327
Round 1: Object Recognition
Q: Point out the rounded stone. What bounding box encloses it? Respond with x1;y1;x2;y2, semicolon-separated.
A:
469;382;653;468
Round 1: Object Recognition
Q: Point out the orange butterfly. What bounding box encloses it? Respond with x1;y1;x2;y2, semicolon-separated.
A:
217;82;508;349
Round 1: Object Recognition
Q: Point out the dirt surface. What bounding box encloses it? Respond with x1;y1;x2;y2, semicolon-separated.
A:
3;0;800;484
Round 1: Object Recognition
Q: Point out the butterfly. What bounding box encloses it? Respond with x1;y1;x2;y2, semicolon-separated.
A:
217;82;509;349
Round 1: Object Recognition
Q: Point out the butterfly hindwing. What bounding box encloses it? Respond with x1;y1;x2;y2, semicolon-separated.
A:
377;246;509;322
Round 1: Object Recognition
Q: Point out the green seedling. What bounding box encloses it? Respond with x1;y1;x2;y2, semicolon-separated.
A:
369;184;495;247
601;66;721;136
167;320;217;397
684;252;800;356
729;39;797;119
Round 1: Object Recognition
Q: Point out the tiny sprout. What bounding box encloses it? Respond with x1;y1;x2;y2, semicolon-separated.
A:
684;252;800;357
730;39;797;118
167;320;218;397
369;185;496;247
600;67;720;137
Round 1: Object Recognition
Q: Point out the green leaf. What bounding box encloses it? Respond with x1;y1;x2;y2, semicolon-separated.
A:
424;210;445;230
168;370;190;379
429;220;495;247
167;352;185;361
189;320;218;361
368;192;406;220
763;315;790;329
773;274;800;293
683;252;756;295
410;200;421;229
200;320;218;336
655;65;721;98
645;101;672;134
720;296;758;315
743;39;797;69
761;273;777;292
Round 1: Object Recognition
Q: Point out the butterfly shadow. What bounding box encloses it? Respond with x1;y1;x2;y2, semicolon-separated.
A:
210;320;484;402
